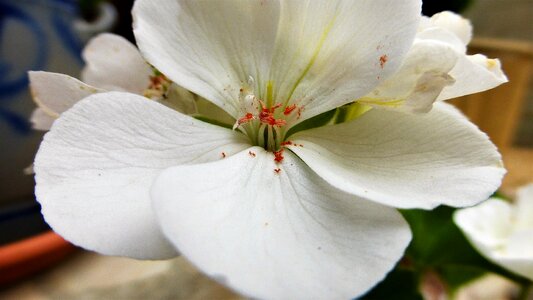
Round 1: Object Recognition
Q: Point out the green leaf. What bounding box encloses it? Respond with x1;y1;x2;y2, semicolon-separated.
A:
361;268;423;300
401;206;531;288
437;264;487;295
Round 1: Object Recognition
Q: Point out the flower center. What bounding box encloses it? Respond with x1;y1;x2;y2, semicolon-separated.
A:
233;77;303;152
143;70;171;100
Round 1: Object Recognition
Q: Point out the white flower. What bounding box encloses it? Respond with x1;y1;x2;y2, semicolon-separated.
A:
358;11;507;113
29;33;206;131
29;33;152;130
33;1;506;299
455;184;533;281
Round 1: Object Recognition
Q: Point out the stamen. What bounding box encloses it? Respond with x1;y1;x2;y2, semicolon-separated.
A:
233;113;255;130
283;104;297;116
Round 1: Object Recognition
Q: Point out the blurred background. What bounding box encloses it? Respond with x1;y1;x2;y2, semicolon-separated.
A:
0;0;531;299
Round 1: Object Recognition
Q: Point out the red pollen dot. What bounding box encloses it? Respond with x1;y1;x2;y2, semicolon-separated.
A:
274;168;281;174
273;149;284;163
281;141;293;147
249;151;256;157
379;55;388;69
221;152;227;158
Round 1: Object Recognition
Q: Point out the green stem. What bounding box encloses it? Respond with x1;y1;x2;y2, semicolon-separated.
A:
518;283;531;300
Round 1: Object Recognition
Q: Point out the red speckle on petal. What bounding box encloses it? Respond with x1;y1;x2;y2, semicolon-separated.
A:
380;55;388;69
221;152;227;158
249;151;256;157
274;168;281;174
280;141;293;146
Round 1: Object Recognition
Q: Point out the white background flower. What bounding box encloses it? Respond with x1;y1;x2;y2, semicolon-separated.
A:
33;0;506;298
29;33;153;130
455;184;533;281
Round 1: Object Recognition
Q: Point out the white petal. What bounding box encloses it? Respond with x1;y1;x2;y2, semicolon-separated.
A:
360;39;457;113
288;103;505;209
492;256;533;281
437;54;508;101
427;11;472;46
133;0;421;122
265;0;422;121
35;92;249;259
30;108;56;131
453;199;514;249
416;27;466;53
29;71;103;117
515;184;533;230
152;148;411;299
81;33;152;94
133;0;281;118
454;199;533;280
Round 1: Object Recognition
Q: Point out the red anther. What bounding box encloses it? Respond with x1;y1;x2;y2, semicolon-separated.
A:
274;168;281;174
148;74;167;89
283;104;297;115
273;149;284;163
237;113;255;126
259;111;286;127
280;141;293;146
269;103;282;113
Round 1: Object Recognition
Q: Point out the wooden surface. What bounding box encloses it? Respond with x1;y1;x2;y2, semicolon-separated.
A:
500;147;533;196
449;38;533;149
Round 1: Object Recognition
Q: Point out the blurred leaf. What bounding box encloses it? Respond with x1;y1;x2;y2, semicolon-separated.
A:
401;206;530;289
361;268;423;300
438;264;487;295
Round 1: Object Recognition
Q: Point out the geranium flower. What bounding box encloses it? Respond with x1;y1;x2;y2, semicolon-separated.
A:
33;1;506;298
455;184;533;281
29;33;213;131
29;33;153;130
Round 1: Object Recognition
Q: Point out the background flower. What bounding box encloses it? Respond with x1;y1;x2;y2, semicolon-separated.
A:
455;184;533;281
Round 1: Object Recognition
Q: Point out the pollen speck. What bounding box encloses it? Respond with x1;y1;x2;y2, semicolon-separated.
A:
249;151;256;157
274;168;281;174
487;59;497;69
379;55;388;69
273;149;284;163
221;152;227;159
